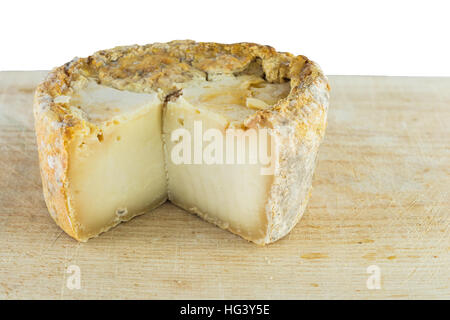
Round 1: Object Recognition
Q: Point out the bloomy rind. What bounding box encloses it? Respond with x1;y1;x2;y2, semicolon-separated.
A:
33;40;329;244
264;64;329;244
34;80;77;239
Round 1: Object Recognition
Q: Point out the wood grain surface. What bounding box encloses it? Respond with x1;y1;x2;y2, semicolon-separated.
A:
0;71;448;299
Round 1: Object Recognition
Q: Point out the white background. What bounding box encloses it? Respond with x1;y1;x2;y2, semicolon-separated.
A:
1;0;449;76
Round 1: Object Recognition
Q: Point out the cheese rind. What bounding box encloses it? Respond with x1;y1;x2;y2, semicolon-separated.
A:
33;41;329;244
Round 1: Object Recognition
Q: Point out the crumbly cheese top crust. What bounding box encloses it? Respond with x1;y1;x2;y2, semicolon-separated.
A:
34;40;329;139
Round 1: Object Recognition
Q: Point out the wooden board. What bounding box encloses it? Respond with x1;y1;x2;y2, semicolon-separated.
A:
0;71;448;299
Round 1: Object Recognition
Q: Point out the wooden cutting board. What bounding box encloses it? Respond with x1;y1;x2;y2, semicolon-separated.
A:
0;71;448;299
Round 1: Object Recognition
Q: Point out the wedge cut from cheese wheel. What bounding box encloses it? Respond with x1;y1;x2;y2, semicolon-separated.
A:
33;41;329;244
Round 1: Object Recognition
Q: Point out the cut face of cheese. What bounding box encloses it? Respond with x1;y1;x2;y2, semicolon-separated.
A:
164;97;274;241
62;75;290;241
66;81;167;238
162;75;292;242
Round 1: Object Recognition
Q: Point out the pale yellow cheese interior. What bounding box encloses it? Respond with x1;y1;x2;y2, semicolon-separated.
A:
66;75;290;240
67;81;167;237
164;97;274;240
